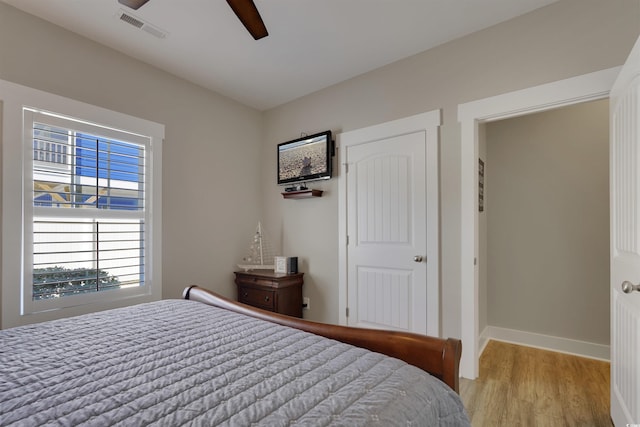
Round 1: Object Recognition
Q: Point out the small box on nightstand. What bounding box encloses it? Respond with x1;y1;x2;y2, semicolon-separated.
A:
275;256;298;274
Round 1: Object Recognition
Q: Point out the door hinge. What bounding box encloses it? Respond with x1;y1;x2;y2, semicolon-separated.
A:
346;235;349;245
346;307;349;317
343;163;349;173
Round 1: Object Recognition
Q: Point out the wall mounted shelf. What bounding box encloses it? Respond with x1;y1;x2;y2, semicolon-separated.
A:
281;189;323;199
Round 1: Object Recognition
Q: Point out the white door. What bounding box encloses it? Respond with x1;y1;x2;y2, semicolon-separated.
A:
610;36;640;426
338;111;440;336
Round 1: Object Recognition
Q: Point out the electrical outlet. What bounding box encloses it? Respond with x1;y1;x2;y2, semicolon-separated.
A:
302;297;310;310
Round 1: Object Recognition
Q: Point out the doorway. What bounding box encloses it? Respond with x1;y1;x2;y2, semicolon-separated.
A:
458;66;621;379
478;100;610;359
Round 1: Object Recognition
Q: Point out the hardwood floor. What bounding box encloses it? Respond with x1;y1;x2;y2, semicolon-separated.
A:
460;340;611;426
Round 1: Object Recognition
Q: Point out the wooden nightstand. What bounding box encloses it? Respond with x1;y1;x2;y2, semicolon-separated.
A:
234;271;304;318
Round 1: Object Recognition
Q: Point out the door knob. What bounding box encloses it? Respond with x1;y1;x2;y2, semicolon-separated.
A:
414;255;424;263
621;281;640;293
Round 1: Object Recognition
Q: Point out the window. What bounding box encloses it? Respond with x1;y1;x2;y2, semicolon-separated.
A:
23;108;157;313
1;79;162;326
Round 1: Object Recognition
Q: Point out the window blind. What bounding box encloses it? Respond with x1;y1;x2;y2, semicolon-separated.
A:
33;123;145;211
31;120;147;301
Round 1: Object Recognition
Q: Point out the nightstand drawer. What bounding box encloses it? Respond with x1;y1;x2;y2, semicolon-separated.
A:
244;276;277;288
238;287;275;310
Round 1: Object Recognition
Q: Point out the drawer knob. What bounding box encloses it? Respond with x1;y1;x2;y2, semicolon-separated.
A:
243;292;248;298
264;296;270;302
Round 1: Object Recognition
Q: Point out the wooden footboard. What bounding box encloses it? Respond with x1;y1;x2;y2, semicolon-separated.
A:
183;285;461;393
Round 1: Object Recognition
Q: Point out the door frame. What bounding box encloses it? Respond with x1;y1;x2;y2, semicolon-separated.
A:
457;67;621;379
337;110;442;335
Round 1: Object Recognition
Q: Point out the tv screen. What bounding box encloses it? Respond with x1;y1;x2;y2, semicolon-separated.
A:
277;131;332;186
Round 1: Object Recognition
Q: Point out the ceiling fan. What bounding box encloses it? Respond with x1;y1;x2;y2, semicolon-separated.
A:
117;0;268;40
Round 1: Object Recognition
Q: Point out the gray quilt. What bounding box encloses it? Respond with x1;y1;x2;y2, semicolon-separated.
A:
0;299;470;426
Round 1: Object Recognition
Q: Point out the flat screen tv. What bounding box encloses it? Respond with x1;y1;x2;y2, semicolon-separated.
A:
277;131;333;188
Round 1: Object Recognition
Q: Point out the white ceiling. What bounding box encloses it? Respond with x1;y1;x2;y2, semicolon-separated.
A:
2;0;559;110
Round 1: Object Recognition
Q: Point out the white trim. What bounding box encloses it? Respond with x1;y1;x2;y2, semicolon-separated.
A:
481;326;610;362
457;67;620;379
338;110;442;335
337;134;348;326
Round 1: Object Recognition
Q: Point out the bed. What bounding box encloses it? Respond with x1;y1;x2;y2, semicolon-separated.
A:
0;285;470;426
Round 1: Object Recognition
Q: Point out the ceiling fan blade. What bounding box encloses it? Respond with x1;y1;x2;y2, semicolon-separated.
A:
117;0;151;10
226;0;268;40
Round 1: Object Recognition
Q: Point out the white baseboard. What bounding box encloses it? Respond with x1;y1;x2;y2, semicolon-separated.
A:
481;326;610;361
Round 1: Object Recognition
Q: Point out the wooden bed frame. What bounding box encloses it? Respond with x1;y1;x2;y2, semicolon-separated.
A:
183;285;462;392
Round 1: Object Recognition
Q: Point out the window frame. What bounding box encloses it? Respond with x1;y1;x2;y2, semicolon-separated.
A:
23;109;152;314
0;78;163;328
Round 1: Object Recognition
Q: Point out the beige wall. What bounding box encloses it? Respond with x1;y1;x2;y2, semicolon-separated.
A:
1;0;638;338
262;0;639;338
0;100;3;318
485;99;610;345
0;2;264;310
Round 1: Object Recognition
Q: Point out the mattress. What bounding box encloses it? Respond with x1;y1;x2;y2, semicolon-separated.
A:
0;299;470;426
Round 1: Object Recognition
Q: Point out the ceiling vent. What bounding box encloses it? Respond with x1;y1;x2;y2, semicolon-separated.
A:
116;9;168;39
